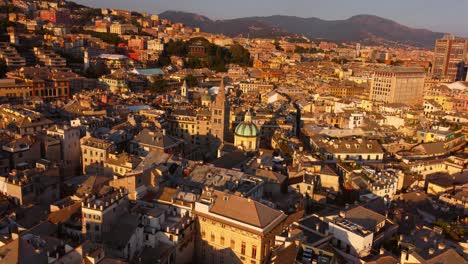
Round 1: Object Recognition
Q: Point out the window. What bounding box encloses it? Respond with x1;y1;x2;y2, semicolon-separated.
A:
230;240;235;249
210;233;215;242
252;245;257;259
220;236;225;245
241;242;246;255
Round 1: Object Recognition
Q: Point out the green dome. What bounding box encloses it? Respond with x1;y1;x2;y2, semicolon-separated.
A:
235;122;259;138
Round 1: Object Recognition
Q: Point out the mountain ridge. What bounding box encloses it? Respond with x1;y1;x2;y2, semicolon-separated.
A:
159;11;445;47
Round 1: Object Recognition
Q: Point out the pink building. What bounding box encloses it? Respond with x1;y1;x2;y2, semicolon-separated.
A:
454;92;468;112
128;38;146;51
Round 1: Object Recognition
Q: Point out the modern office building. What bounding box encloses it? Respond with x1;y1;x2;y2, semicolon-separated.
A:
369;67;426;105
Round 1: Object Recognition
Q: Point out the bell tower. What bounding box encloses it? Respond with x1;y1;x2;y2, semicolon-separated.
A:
210;79;228;143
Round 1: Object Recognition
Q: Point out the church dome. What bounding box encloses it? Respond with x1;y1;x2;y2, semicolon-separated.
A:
235;122;259;138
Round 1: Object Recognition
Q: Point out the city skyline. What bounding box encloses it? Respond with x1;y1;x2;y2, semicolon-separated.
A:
74;0;468;37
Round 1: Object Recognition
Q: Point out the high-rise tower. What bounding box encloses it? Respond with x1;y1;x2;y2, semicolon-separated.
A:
432;35;468;81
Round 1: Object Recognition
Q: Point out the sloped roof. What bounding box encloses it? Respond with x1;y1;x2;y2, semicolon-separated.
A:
320;165;339;176
427;249;468;264
76;175;110;197
133;128;182;150
254;169;287;184
209;190;285;228
345;206;386;230
0;238;47;264
48;202;81;224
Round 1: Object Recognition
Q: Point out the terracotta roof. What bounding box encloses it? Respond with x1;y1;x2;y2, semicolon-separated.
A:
0;238;47;264
48;202;81;224
427;249;468;264
133;128;182;150
76;175;110;197
320;165;339;176
270;241;299;264
345;206;386;230
254;169;287;184
366;255;399;264
209;190;285;228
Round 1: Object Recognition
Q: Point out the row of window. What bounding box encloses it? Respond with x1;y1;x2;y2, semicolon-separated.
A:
83;149;104;157
201;236;258;259
84;213;101;220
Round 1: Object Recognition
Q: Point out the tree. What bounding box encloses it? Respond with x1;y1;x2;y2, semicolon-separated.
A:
149;79;169;93
185;57;202;69
0;59;6;78
83;31;124;45
332;58;349;64
184;75;199;87
391;60;404;66
229;44;252;67
294;46;307;53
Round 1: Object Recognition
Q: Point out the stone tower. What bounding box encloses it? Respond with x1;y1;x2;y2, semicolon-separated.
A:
83;48;89;71
210;79;228;144
180;79;188;98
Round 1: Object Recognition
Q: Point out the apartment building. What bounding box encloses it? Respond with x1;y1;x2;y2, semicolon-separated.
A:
81;136;116;174
147;39;165;52
110;23;138;35
46;125;82;176
33;47;67;68
0;42;26;68
81;187;128;240
193;189;287;264
369;67;426;106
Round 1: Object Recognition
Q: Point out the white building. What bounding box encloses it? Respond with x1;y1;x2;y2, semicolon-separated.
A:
328;217;373;257
147;39;165;51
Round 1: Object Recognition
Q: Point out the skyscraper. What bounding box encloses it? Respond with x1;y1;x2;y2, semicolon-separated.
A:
431;35;468;81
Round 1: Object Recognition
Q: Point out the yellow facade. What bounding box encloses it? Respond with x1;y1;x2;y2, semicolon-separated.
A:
424;95;454;111
196;215;282;264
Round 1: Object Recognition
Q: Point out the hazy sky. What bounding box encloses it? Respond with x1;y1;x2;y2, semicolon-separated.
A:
74;0;468;37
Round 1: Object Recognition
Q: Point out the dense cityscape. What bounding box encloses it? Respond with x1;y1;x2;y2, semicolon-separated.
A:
0;0;466;263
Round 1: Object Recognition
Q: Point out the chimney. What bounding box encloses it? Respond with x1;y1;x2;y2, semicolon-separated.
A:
438;242;446;250
428;248;435;255
402;250;409;261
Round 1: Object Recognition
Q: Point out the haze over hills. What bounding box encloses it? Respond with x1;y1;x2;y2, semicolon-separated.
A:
159;11;445;47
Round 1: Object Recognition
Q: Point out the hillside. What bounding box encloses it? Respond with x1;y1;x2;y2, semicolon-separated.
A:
159;11;445;47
